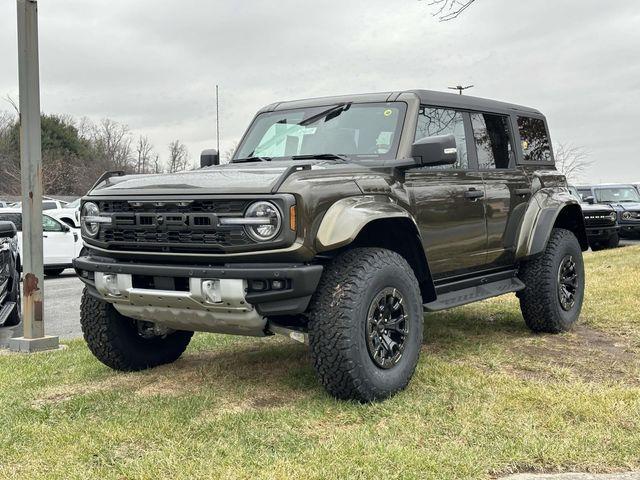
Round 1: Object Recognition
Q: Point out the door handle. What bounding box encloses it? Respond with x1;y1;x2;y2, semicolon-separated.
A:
514;187;532;196
464;189;484;200
43;235;48;238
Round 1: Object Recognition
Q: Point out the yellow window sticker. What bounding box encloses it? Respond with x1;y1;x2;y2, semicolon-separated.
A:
383;109;393;117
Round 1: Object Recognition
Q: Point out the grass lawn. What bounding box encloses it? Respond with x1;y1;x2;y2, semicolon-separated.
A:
1;246;639;480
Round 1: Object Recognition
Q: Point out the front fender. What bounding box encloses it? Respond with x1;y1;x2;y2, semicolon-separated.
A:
515;188;585;259
316;196;417;251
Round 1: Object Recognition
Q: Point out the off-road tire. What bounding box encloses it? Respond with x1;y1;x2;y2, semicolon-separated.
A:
3;272;21;327
607;232;620;248
44;268;65;277
518;228;584;333
589;241;603;251
307;248;423;402
80;288;193;371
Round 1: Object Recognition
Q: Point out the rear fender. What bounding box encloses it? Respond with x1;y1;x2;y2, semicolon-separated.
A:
516;188;587;259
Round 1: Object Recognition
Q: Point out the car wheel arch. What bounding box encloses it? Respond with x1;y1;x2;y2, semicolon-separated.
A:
316;198;435;304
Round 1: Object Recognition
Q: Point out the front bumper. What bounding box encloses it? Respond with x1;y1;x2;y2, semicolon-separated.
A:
585;225;618;241
619;223;640;236
73;255;323;336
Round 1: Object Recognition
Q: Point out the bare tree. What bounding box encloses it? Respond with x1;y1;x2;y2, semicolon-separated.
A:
135;135;154;173
89;118;133;172
555;143;592;183
423;0;476;21
151;153;163;174
221;141;238;164
2;95;19;115
167;140;190;173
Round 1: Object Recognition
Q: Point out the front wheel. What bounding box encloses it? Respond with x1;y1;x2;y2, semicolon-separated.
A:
80;288;193;371
307;248;423;402
518;228;585;333
607;232;620;248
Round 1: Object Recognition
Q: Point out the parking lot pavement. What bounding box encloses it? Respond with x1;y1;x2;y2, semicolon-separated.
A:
620;238;640;247
10;269;84;340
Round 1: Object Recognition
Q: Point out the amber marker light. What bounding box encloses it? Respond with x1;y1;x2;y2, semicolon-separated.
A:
289;205;297;231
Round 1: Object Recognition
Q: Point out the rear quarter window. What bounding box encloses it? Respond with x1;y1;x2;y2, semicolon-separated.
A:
517;116;552;163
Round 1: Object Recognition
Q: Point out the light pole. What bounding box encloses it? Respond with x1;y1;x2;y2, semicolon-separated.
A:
10;0;59;352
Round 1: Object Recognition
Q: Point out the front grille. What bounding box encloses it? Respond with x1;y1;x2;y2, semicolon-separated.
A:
96;199;248;215
584;213;615;227
95;199;255;253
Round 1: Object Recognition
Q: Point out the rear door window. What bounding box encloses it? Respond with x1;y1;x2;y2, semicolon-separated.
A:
517;116;552;163
470;113;514;169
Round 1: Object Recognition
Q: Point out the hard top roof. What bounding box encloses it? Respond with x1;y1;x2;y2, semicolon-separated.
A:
261;89;543;116
576;184;638;189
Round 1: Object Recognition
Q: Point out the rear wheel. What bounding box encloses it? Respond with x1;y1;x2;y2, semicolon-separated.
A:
307;248;423;402
80;288;193;371
518;228;584;333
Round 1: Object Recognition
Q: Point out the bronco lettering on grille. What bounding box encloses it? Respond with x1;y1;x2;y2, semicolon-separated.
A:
113;213;219;230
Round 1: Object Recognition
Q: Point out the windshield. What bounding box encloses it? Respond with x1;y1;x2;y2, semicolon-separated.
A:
234;102;407;161
568;186;582;202
595;187;640;203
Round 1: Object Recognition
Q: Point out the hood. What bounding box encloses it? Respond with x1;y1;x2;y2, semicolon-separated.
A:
607;202;640;212
580;203;613;214
87;160;363;196
88;160;380;196
90;162;296;196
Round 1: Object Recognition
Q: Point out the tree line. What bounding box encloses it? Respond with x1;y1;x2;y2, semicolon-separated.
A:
0;110;192;196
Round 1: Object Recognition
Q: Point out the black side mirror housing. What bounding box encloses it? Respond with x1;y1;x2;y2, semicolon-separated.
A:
584;196;595;204
0;221;17;237
200;149;220;168
410;134;458;167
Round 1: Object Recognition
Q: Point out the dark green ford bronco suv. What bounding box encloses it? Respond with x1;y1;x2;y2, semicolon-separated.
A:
74;90;587;402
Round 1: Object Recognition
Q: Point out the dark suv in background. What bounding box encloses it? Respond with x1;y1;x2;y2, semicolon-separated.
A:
74;90;587;402
568;186;618;250
0;221;20;328
576;184;640;239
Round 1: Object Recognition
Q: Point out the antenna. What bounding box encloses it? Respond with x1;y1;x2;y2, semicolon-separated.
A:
448;85;474;95
215;84;220;153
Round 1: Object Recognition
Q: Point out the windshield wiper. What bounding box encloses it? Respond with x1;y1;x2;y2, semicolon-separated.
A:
291;153;349;162
233;156;272;163
299;103;351;126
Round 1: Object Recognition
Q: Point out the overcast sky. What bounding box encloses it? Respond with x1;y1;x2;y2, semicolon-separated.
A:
1;0;638;183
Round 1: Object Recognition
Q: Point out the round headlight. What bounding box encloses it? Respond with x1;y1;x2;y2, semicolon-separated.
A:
622;211;632;221
81;202;101;237
244;201;281;241
609;212;617;222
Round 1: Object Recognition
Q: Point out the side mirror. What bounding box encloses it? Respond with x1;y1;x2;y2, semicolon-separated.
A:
584;196;595;204
200;149;220;168
0;221;17;237
410;134;458;167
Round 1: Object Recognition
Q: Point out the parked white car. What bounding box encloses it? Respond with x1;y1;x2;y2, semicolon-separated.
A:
0;208;82;276
42;197;68;211
49;198;81;228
